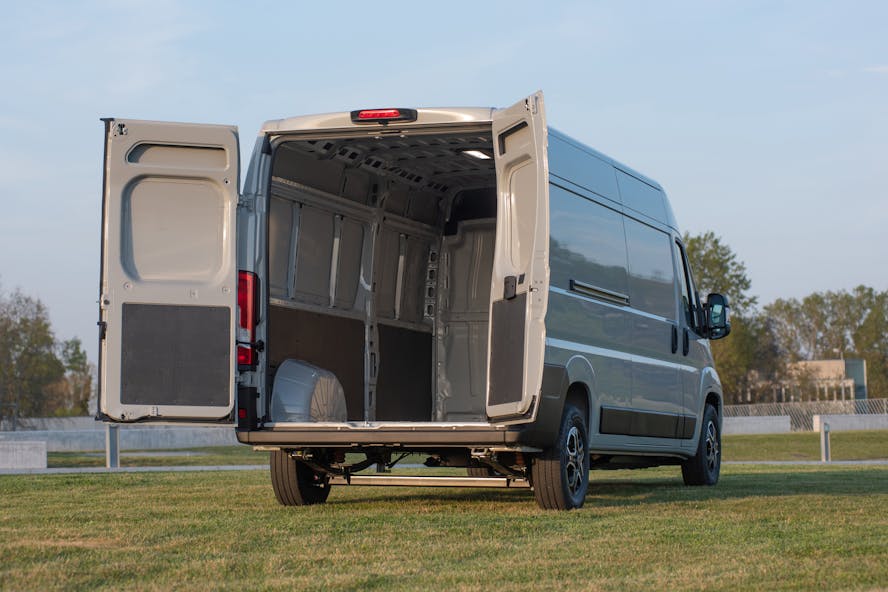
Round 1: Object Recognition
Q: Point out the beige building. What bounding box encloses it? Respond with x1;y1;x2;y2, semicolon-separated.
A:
774;359;868;402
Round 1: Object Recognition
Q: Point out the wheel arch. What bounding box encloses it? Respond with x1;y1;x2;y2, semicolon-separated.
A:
564;355;596;434
704;391;723;428
519;356;597;448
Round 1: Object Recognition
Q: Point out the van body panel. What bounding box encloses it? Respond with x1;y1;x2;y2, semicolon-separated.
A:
543;124;719;451
98;119;239;422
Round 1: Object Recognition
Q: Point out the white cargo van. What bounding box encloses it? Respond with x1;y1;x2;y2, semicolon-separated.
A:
98;92;730;510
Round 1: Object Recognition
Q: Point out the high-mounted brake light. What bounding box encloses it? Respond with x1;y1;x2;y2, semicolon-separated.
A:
350;108;418;124
237;270;259;368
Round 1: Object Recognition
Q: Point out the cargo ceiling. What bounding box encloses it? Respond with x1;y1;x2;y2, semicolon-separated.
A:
276;132;495;194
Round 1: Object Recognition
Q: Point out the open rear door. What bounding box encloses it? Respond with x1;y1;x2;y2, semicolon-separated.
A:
486;92;550;420
98;119;239;423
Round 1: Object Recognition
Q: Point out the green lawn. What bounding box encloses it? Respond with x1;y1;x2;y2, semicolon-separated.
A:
48;445;266;468
1;464;886;591
46;430;888;468
723;429;888;461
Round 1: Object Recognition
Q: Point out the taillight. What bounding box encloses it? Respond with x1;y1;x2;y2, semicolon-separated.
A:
237;270;259;368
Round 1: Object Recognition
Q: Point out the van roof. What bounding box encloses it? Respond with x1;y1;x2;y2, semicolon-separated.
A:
260;106;675;229
547;128;663;192
262;108;661;189
260;107;495;134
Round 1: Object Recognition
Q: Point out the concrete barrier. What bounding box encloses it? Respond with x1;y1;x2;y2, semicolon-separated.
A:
723;416;791;435
813;414;888;432
0;441;48;469
0;426;238;452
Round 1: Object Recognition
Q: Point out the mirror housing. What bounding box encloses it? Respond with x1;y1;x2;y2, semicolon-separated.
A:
704;293;731;340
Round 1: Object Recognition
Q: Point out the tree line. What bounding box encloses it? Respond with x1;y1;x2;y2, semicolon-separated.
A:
685;232;887;404
0;283;93;423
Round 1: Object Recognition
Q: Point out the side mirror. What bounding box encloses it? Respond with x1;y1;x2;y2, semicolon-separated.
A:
705;293;731;340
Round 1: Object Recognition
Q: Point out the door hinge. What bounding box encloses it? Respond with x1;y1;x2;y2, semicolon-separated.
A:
97;321;107;341
237;339;264;352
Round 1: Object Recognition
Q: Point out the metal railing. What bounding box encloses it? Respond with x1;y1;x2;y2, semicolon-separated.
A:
724;398;888;431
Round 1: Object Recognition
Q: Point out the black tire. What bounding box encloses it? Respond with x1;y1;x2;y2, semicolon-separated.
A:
681;404;721;486
270;450;332;506
531;402;590;510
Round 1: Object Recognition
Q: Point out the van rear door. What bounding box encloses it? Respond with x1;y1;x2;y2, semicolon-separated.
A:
487;92;549;420
98;119;239;423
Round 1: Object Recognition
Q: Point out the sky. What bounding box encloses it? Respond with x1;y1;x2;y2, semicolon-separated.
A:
1;1;886;364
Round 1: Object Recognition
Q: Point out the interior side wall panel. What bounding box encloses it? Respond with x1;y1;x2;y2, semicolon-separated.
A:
375;325;433;421
267;306;364;421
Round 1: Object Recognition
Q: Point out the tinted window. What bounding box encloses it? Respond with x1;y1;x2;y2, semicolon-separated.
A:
549;185;628;296
673;240;693;328
675;240;702;330
624;218;675;319
548;135;621;205
616;171;667;221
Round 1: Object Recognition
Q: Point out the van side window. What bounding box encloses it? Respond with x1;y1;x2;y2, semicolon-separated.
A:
624;218;676;319
549;185;629;296
673;240;700;330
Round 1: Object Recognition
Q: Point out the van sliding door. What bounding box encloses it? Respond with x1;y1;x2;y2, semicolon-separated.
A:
98;119;239;423
487;92;550;420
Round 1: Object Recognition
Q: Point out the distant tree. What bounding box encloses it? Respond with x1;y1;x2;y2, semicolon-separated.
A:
44;338;94;416
766;286;887;399
683;231;784;403
766;286;879;360
683;231;756;315
853;292;888;398
0;285;65;421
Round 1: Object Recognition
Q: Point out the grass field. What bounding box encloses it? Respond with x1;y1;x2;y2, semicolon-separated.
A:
2;462;886;590
44;430;888;468
724;429;888;461
47;445;265;468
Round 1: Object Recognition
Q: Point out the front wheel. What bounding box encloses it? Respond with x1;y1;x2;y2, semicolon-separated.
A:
531;402;590;510
681;404;721;486
270;450;332;506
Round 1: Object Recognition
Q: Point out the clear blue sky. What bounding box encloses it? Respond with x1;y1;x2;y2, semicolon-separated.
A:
1;1;886;364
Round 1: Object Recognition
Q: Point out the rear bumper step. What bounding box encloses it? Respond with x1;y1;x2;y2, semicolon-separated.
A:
329;475;530;488
237;426;524;447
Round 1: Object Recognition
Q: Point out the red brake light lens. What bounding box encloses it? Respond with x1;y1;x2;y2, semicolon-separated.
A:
358;109;402;120
350;108;418;124
237;346;254;367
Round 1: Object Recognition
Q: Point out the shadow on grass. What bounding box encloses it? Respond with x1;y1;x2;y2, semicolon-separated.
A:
325;466;887;508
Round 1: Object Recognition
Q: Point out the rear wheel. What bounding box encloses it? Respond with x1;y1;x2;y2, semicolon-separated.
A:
531;402;589;510
270;450;332;506
681;404;721;486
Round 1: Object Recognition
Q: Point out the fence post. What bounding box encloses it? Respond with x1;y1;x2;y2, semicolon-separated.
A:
106;424;120;469
820;422;831;463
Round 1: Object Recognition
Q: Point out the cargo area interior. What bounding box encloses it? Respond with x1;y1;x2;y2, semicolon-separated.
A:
265;128;498;424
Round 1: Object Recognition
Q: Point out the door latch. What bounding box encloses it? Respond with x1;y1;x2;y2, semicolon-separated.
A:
503;276;517;300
